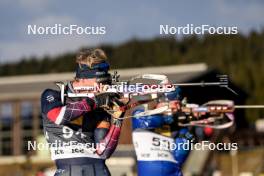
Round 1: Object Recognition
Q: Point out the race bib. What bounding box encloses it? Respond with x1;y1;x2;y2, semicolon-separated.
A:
132;130;176;163
50;141;101;160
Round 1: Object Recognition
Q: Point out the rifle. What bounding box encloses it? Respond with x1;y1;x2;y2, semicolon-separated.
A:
56;73;234;102
55;72;264;129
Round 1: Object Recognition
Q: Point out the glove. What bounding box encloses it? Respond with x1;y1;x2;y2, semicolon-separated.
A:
178;128;194;141
173;128;194;166
94;92;121;108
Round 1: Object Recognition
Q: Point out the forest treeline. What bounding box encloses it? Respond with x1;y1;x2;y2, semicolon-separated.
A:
0;31;264;121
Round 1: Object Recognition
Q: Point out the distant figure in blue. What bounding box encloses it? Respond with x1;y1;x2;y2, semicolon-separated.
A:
132;88;193;176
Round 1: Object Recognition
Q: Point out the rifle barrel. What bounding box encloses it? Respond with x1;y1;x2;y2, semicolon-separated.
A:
173;82;222;86
234;105;264;109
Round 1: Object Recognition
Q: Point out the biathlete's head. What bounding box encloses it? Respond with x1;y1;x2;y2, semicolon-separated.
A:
72;48;112;91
